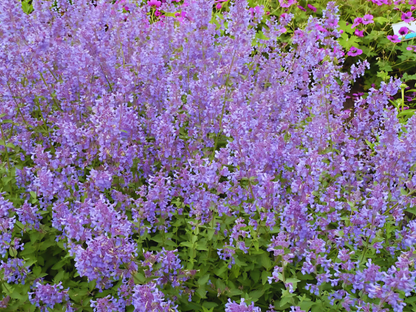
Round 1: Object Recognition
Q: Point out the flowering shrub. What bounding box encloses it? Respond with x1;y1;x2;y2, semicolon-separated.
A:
1;0;416;311
246;0;416;109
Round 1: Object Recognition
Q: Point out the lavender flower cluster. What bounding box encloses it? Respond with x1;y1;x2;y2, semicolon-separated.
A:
1;0;416;310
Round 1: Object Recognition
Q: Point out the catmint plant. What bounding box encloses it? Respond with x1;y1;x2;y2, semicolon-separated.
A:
1;0;416;311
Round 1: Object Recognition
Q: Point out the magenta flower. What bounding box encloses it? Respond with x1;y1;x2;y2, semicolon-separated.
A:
399;27;409;36
314;24;326;32
297;5;306;11
387;35;400;43
279;0;296;8
354;29;364;37
407;45;416;52
371;0;389;4
148;0;161;7
307;4;317;12
351;17;362;28
362;14;374;24
347;46;363;57
402;11;414;23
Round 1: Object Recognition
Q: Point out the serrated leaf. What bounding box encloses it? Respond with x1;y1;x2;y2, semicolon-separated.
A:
196;285;207;299
374;16;389;25
248;289;264;302
198;274;210;286
53;270;65;282
51;258;67;270
398;109;415;118
227;288;243;296
260;253;272;269
262;270;269;285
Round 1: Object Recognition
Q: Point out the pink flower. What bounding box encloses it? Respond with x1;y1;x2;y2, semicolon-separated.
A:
155;9;161;16
298;5;306;11
402;11;414;23
407;45;416;52
362;14;374;24
147;0;161;8
347;46;363;57
216;3;222;9
248;6;261;17
307;4;317;12
279;0;296;8
387;35;400;43
175;10;187;22
371;0;389;4
354;29;364;37
314;24;326;32
351;17;362;28
399;27;409;36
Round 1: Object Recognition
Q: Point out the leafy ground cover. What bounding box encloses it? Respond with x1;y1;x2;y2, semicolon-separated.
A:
1;0;416;311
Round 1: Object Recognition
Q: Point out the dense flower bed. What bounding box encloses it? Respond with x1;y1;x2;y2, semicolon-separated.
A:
1;0;416;311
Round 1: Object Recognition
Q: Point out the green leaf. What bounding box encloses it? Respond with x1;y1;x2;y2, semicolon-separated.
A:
214;264;228;277
252;240;259;251
377;60;393;72
374;16;389;25
216;278;226;292
280;289;296;307
179;241;193;248
196;286;207;299
51;258;67;270
248;289;264;302
398;109;415;119
227;288;243;296
22;0;34;14
299;298;315;311
54;270;65;283
255;31;269;40
262;270;269;285
339;33;359;50
198;274;210;286
338;20;354;34
311;300;325;312
231;264;240;278
207;228;215;240
377;71;390;81
33;266;42;276
405;206;416;215
260;253;272;269
202;302;218;309
250;269;260;283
